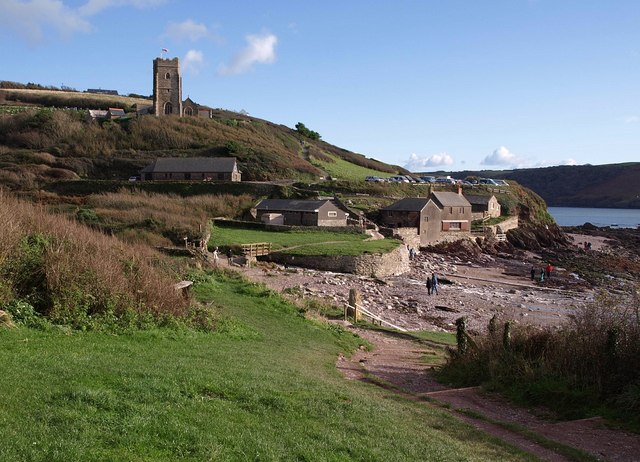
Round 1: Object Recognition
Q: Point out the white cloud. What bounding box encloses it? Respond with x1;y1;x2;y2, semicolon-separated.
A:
164;19;209;42
404;152;454;171
0;0;165;43
0;0;91;43
481;146;528;168
218;33;278;75
79;0;165;16
624;115;639;124
560;158;578;166
182;49;204;74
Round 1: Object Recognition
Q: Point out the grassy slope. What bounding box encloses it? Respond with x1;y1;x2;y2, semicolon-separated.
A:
0;271;531;461
309;152;394;182
211;224;401;256
0;90;406;184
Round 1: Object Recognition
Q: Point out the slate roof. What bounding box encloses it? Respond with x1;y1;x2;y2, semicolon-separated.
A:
465;194;493;206
255;199;333;212
381;198;430;212
430;191;472;208
141;157;237;173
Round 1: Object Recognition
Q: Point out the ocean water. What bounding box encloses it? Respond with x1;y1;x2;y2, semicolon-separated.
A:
548;207;640;228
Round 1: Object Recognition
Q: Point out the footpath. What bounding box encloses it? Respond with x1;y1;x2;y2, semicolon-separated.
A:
336;325;640;462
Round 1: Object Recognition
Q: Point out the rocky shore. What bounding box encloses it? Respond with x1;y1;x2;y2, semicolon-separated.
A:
237;249;592;333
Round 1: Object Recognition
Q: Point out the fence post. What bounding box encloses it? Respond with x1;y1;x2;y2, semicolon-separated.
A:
503;322;511;350
456;317;468;355
348;289;361;322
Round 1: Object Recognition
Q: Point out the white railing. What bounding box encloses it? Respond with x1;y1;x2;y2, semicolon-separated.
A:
345;303;407;332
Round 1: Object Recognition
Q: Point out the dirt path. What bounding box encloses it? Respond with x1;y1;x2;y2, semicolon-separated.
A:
226;251;639;461
336;325;640;462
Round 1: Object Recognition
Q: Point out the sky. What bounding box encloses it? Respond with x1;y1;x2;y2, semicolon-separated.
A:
1;0;639;172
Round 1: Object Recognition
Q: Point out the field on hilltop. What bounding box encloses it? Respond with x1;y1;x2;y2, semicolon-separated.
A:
0;87;406;186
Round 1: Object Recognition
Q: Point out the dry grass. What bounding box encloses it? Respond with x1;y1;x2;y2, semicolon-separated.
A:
0;191;188;323
84;189;256;244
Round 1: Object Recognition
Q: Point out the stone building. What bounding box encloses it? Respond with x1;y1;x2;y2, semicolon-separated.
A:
466;194;501;220
140;157;241;182
380;188;473;245
255;199;349;227
153;58;183;116
152;57;213;118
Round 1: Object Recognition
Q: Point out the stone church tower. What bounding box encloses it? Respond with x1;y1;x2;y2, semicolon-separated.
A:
153;58;182;116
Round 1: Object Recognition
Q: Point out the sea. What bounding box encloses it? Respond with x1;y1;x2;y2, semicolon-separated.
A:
548;207;640;228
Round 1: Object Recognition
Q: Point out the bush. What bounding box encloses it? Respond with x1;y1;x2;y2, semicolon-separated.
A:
0;193;190;328
438;291;640;422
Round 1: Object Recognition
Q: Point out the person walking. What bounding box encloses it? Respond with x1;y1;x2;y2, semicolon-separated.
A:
431;273;438;295
545;263;553;279
530;266;536;280
213;247;219;268
226;248;233;266
539;268;545;283
426;276;432;296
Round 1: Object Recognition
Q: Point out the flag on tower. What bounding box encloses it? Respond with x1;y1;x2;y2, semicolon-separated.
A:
162;48;168;53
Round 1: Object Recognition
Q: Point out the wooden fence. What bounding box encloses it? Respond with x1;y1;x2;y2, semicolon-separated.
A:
241;242;272;257
345;302;407;332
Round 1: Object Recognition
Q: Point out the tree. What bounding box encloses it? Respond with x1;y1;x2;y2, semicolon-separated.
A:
295;122;321;140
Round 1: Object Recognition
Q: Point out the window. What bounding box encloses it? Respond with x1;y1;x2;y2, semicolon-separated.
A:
328;211;338;217
164;102;173;114
449;222;461;230
184;107;193;116
165;72;171;79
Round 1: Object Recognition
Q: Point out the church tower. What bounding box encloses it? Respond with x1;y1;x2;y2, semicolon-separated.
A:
153;58;182;116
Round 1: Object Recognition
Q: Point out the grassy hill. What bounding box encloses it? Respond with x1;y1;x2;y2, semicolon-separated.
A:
0;88;407;185
0;269;533;461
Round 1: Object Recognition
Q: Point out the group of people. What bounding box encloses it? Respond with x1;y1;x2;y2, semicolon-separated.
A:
530;263;553;282
212;246;233;267
425;273;439;295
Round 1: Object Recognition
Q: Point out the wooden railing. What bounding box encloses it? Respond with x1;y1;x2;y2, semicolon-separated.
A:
345;302;407;332
241;242;272;257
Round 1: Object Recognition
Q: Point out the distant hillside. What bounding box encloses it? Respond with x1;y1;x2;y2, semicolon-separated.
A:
423;163;640;209
0;88;407;184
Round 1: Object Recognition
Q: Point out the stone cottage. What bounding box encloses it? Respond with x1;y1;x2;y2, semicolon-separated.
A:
255;199;349;227
140;157;241;182
466;194;501;220
380;188;472;245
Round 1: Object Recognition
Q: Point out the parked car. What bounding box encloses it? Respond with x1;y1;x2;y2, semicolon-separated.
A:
478;178;499;185
420;176;436;183
365;176;381;182
435;177;456;184
389;175;410;183
128;176;139;182
493;179;509;186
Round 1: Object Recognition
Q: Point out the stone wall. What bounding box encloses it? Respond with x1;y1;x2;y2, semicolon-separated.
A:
260;244;409;278
379;226;421;249
488;216;519;234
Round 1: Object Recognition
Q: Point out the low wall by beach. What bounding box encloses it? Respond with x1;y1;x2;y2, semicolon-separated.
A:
260;244;410;278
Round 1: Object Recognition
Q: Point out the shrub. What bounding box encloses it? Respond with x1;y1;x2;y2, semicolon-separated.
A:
438;291;640;421
0;193;190;328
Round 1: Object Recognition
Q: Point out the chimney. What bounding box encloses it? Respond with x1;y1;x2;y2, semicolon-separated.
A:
458;184;462;195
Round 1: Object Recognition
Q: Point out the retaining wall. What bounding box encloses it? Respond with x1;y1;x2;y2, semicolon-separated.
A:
260;244;409;278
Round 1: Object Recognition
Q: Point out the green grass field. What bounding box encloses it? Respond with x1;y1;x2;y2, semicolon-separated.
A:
311;152;393;182
0;270;533;461
211;224;401;256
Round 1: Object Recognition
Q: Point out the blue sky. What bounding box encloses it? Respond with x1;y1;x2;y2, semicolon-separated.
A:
1;0;639;172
